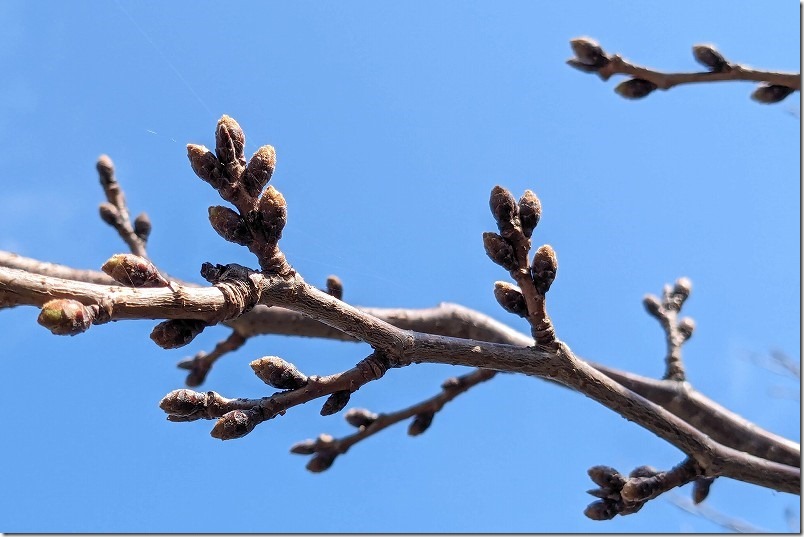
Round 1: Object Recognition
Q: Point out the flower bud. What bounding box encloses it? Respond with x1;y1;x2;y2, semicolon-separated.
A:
210;409;259;440
518;190;541;239
306;453;336;473
530;245;558;295
344;408;378;429
290;439;317;455
489;185;518;231
751;84;795;104
408;412;434;436
215;115;246;168
692;477;714;504
588;465;625;490
615;78;658;100
159;389;208;417
326;275;343;300
584;499;618;521
133;213;152;241
570;37;609;68
250;356;308;389
566;58;604;73
254;186;287;244
692;44;728;72
677;317;696;341
629;465;659;478
98;203;119;226
96;154;115;186
37;299;93;336
320;390;351;416
493;281;528;317
208;206;252;246
187;144;224;188
482;232;517;271
102;253;169;288
672;277;692;301
243;145;277;197
642;295;662;318
150;319;207;349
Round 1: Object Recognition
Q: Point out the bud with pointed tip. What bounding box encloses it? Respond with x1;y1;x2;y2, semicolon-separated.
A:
187;144;224;188
215;115;246;168
692;44;728;72
96;154;115;186
408;412;434;436
243;145;277;197
344;408;378;429
518;190;541;239
38;299;93;336
570;37;609;68
493;281;528;317
566;58;604;73
326;275;343;300
99;203;119;226
150;319;208;349
615;78;658;100
482;232;517;271
102;254;169;288
306;453;336;473
254;186;287;244
642;295;662;318
159;389;208;417
134;213;152;241
673;277;692;301
320;390;351;416
290;439;317;455
489;186;518;232
250;356;308;390
584;499;618;521
692;476;714;504
208;206;252;246
211;409;259;440
751;84;795;104
531;245;558;295
588;465;626;490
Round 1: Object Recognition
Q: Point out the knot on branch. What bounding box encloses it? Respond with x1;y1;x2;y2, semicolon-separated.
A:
201;262;263;324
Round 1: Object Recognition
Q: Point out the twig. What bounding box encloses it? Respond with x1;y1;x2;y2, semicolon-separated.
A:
96;155;151;258
177;330;247;387
642;279;695;381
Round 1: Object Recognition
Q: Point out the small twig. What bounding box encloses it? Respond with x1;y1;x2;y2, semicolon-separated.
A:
96;155;151;258
289;368;496;472
177;330;247;387
642;278;695;381
567;37;800;102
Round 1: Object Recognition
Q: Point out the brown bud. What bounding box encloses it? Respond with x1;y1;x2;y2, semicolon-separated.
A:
620;477;655;503
215;115;246;168
98;203;119;226
493;281;528;317
150;319;207;349
588;465;626;490
584;499;618;521
243;145;277;197
250;356;308;390
692;44;728;72
677;317;696;340
489;185;519;231
344;408;378;429
518;190;541;239
320;390;351;416
326;275;343;300
96;154;115;186
692;476;714;504
569;37;609;68
615;78;658;100
306;453;336;473
566;58;604;73
210;409;259;440
290;439;317;455
133;213;152;241
482;232;517;271
751;84;795;104
37;299;93;336
187;144;224;188
629;465;660;478
673;277;692;301
159;389;208;417
531;244;558;295
254;186;287;244
441;377;462;390
408;412;434;436
208;206;252;246
642;295;662;318
102;253;169;288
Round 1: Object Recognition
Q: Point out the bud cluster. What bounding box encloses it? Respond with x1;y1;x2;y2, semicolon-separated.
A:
290;433;340;473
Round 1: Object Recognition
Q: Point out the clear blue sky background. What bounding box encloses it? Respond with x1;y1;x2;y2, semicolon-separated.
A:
0;1;799;533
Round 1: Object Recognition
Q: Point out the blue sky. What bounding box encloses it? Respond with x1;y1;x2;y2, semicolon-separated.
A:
0;1;799;532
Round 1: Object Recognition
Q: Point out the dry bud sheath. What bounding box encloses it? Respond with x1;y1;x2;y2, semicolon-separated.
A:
751;84;796;104
211;409;259;440
98;203;119;226
37;299;94;336
101;254;169;288
326;275;343;300
408;412;435;436
250;356;308;389
344;408;378;428
96;154;115;186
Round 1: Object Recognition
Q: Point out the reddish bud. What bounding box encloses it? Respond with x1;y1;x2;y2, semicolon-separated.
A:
250;356;308;390
531;245;558;295
692;477;714;504
208;206;252;246
102;254;169;288
615;78;658;100
518;190;541;239
493;281;528;317
584;500;618;521
588;465;625;490
320;390;351;416
489;185;519;231
482;232;517;271
150;319;207;349
37;299;93;336
243;145;277;197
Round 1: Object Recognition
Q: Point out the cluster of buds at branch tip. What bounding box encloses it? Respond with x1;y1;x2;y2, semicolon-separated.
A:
211;408;261;440
692;44;729;72
102;254;169;288
150;319;208;349
408;412;435;436
37;299;94;336
615;78;658;100
531;245;558;295
250;356;308;390
208;206;252;246
493;281;528;317
321;390;351;416
290;434;339;472
344;408;378;429
567;37;610;72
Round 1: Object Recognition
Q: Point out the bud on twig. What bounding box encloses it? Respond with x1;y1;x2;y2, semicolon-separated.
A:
588;465;626;490
96;154;115;186
208;206;252;246
672;277;692;301
584;500;617;521
344;408;378;429
751;84;795;104
306;453;336;473
642;295;662;318
482;232;517;271
615;78;658;100
150;319;208;349
518;190;541;239
254;186;287;244
210;409;259;440
159;389;208;417
677;317;696;341
570;37;610;69
133;213;152;241
37;299;93;336
408;412;434;436
290;439;317;455
187;144;223;188
250;356;308;390
320;390;351;416
326;275;343;300
102;254;170;288
531;245;558;295
493;281;528;317
243;145;277;197
692;476;714;504
215;115;246;168
629;465;660;478
489;186;519;232
692;44;728;72
98;203;119;226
